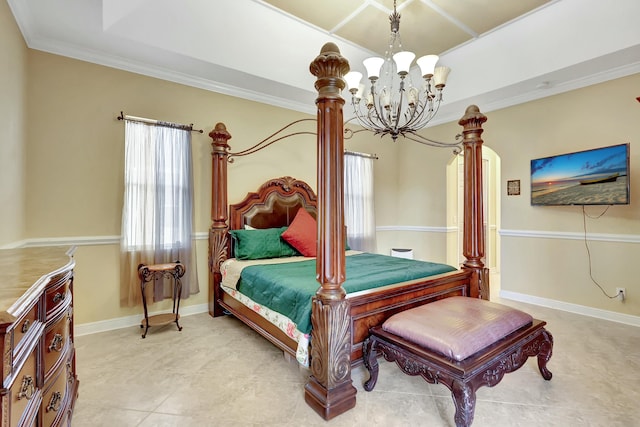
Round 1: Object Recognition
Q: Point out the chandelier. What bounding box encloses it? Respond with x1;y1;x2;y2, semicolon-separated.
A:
344;0;452;143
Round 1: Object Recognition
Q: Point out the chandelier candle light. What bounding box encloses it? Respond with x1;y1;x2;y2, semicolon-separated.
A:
344;0;451;142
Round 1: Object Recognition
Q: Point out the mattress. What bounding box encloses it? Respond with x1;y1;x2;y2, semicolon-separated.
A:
221;251;457;365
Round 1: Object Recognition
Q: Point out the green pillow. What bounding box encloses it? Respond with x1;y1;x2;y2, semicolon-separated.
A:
230;227;299;260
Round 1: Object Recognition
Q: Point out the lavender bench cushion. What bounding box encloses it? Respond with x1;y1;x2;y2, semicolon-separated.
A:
382;296;533;361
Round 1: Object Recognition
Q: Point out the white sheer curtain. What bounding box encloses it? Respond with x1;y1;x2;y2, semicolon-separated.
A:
120;121;199;307
344;152;377;252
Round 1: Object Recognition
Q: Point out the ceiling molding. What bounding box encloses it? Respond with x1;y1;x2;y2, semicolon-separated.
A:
7;0;640;124
25;34;317;115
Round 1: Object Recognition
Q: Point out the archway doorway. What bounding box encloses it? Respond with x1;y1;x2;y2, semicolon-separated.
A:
446;146;501;298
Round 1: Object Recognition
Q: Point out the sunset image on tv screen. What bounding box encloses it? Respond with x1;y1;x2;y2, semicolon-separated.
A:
530;144;629;206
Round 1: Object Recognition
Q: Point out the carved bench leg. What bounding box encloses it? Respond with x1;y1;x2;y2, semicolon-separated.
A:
362;336;379;391
451;381;476;427
537;329;554;380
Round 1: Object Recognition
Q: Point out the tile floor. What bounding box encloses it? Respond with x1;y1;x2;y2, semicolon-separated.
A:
72;287;640;426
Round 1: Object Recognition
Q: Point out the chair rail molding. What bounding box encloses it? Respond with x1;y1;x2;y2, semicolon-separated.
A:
500;229;640;244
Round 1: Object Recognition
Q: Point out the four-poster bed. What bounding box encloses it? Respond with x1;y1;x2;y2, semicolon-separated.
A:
207;43;489;420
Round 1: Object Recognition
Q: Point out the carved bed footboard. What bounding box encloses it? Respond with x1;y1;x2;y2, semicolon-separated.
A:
348;270;475;363
215;264;475;365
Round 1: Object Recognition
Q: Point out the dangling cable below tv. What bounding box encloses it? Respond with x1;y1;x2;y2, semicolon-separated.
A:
531;143;630;206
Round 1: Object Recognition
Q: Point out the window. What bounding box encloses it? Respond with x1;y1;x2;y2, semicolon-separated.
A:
120;121;198;306
121;125;191;250
344;152;377;252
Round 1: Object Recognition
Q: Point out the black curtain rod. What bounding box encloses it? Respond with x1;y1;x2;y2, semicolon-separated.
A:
117;111;204;133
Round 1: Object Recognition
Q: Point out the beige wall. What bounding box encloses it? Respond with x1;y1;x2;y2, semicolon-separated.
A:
393;74;640;317
0;1;27;245
342;129;400;227
2;3;638;326
4;31;398;326
23;50;321;324
496;75;639;316
23;51;319;238
376;114;469;263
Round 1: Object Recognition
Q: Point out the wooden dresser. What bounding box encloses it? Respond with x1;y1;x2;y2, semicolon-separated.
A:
0;247;79;427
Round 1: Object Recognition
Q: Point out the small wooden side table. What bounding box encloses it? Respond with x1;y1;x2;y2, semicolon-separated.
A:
138;262;185;338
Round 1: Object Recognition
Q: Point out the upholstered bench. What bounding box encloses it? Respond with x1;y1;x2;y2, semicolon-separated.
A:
362;296;553;427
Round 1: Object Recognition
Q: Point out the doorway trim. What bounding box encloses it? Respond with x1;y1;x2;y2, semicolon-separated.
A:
445;146;501;274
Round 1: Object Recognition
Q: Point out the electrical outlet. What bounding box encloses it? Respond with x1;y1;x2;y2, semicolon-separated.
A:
616;287;626;301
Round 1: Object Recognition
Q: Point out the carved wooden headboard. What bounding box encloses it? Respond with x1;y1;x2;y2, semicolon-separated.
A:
228;176;317;231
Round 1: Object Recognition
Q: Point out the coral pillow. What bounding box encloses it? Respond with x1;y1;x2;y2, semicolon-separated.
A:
281;208;317;257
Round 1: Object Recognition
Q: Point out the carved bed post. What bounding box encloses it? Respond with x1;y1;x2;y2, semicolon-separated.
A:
305;42;357;420
458;106;489;300
209;123;232;316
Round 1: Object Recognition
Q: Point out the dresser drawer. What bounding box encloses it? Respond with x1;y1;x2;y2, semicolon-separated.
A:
8;346;40;427
2;299;41;385
43;308;71;380
41;357;70;427
11;300;42;359
58;349;77;427
0;248;78;426
45;276;71;319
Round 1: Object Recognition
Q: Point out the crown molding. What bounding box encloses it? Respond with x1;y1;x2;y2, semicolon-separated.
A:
28;36;317;115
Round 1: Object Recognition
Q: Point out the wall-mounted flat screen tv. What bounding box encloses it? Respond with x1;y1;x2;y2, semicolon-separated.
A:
531;143;630;206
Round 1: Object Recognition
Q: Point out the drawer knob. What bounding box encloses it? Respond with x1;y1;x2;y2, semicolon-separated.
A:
21;319;31;333
17;375;35;400
49;333;64;352
46;391;62;412
53;292;65;303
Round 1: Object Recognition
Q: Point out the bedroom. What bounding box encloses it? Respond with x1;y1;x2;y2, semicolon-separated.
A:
1;0;639;425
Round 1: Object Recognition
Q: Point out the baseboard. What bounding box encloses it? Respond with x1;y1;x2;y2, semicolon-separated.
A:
76;292;639;336
500;290;640;327
74;303;210;336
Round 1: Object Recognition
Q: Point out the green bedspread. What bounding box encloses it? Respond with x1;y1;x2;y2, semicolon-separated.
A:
237;253;457;334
